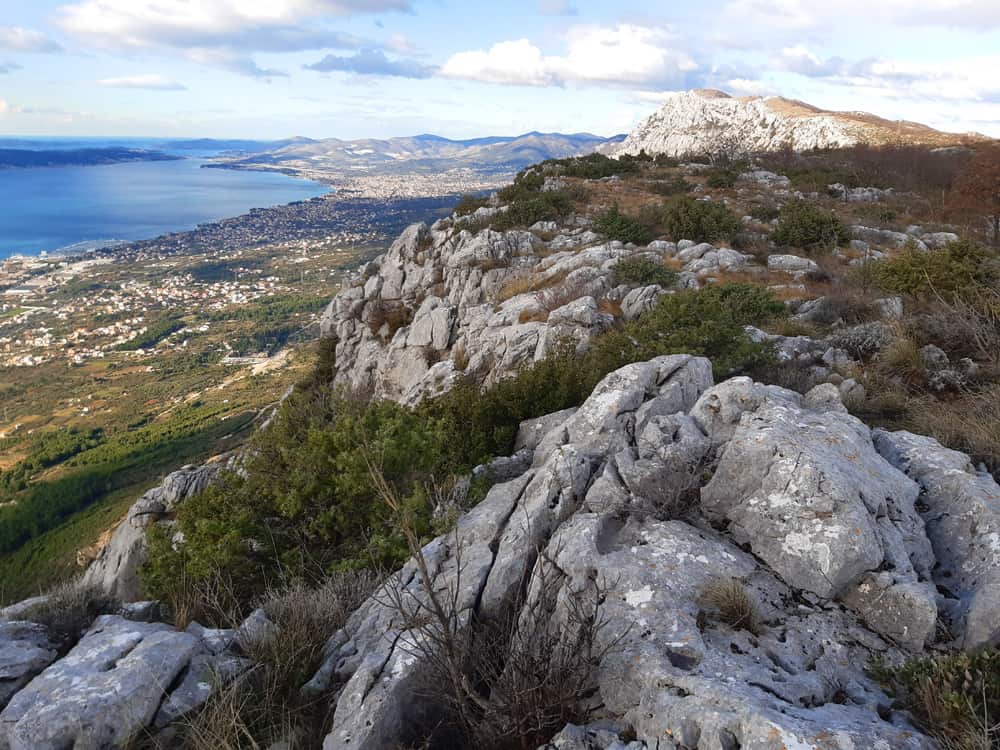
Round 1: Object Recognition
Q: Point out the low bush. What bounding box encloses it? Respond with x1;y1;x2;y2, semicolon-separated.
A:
649;175;691;196
873;648;1000;750
454;194;490;217
771;200;850;250
705;168;739;189
493;190;574;230
612;257;677;288
592;204;653;245
589;284;786;379
870;240;997;300
660;196;740;244
548;152;640;180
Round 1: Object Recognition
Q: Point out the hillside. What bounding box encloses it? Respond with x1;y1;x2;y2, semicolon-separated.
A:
615;89;987;158
3;143;1000;749
213;131;624;178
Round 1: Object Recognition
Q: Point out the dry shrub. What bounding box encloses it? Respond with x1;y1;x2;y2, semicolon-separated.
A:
597;298;622;317
367;300;415;339
538;278;591;313
698;577;760;634
517;308;549;324
496;273;554;303
366;459;621;750
748;359;822;395
874;336;925;386
181;572;376;750
19;579;121;651
906;387;1000;476
873;648;1000;750
910;289;1000;366
452;341;470;371
630;455;712;522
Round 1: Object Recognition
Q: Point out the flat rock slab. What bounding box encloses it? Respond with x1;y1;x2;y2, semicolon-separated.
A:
0;622;56;711
0;615;198;750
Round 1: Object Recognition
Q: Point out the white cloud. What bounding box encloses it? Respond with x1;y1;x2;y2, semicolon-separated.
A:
441;25;698;89
57;0;408;76
98;73;187;90
724;0;1000;32
771;45;1000;104
0;99;9;115
0;26;62;53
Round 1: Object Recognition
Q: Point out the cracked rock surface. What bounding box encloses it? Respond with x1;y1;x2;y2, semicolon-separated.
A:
311;355;996;750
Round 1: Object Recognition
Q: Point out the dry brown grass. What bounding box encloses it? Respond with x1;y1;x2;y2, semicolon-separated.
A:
18;579;121;652
597;298;622;317
698;578;760;634
180;572;377;750
496;272;564;303
517;309;549;324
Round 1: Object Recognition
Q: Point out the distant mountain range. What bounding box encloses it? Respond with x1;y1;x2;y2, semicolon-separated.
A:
211;131;625;177
614;89;989;158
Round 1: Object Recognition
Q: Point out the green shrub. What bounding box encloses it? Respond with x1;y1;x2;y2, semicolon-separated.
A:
454;194;489;216
705;168;739;189
493;191;574;229
870;239;996;299
873;648;1000;750
612;257;677;288
589;284;785;378
771;200;849;250
661;196;740;244
649;175;691;196
542;152;639;180
593;204;654;245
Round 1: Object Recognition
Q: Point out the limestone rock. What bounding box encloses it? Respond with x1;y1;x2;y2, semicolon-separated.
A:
700;386;931;600
80;462;223;602
0;616;199;750
0;622;56;711
874;430;1000;649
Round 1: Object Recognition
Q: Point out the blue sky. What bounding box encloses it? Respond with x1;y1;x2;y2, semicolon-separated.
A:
0;0;998;139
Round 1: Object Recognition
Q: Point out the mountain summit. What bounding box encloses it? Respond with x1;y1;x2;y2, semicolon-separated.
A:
615;89;984;157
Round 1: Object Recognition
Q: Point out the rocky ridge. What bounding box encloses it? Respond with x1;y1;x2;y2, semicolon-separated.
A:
614;89;981;158
313;356;1000;749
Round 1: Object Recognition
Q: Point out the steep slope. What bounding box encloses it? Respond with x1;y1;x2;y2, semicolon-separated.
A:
615;89;983;157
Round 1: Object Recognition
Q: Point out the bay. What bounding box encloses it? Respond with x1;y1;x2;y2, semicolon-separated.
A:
0;155;328;258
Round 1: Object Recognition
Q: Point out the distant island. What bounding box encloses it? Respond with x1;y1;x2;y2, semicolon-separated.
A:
0;147;182;169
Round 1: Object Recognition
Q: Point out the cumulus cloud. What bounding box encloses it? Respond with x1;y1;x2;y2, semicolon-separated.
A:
0;26;62;53
305;48;433;77
441;24;699;89
98;73;187;90
57;0;408;75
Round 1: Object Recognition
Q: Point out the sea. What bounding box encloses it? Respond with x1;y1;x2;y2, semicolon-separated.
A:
0;136;329;258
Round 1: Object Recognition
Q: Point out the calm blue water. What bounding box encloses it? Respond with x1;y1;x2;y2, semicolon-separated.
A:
0;139;328;257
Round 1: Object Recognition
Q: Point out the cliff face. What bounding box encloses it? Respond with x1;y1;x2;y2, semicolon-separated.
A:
614;89;975;157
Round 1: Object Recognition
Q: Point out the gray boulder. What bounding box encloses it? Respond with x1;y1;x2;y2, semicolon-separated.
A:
0;622;56;711
874;430;1000;649
699;384;934;608
80;463;222;601
0;616;199;749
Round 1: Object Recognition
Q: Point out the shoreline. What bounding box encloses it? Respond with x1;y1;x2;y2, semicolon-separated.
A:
0;158;333;261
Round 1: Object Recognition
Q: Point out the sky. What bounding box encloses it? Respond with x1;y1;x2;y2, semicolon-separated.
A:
0;0;998;140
